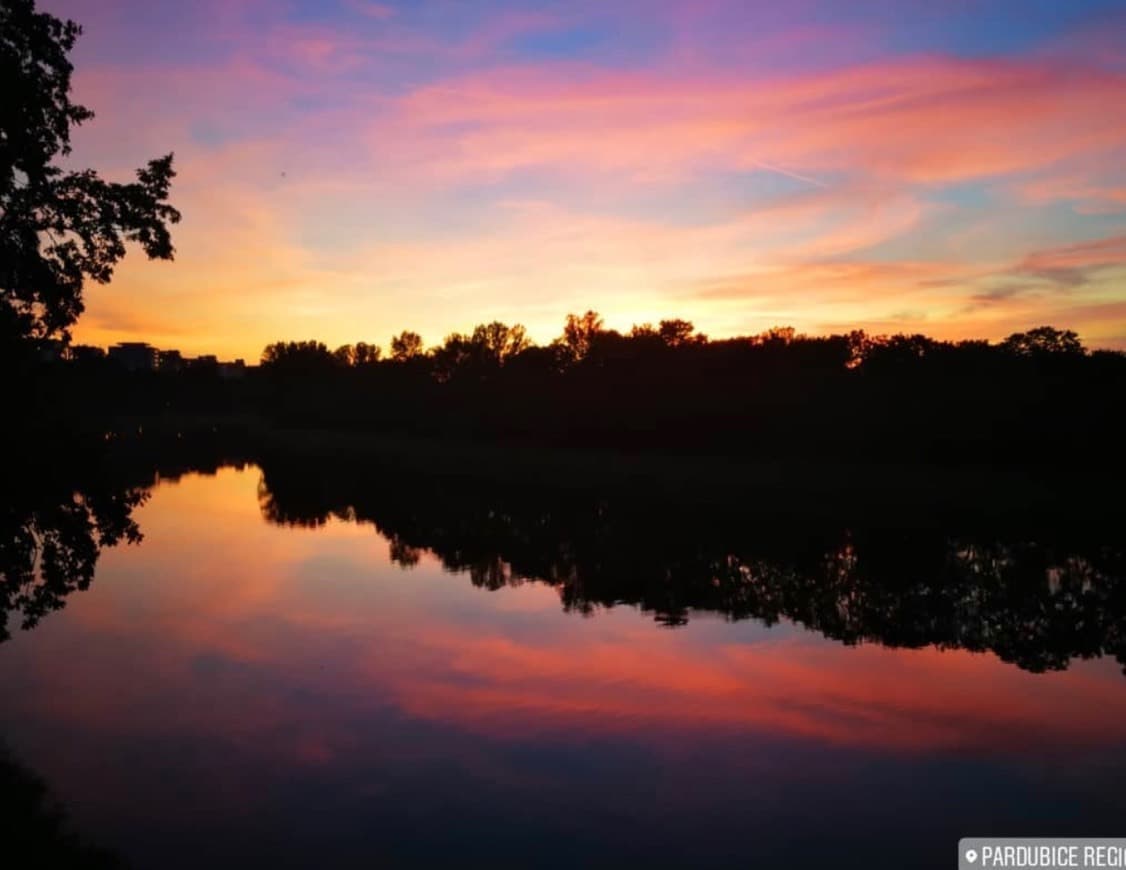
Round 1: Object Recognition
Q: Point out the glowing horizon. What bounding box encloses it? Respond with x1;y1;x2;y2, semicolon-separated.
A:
44;0;1126;359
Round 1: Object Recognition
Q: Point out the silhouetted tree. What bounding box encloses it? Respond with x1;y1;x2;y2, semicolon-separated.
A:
260;340;337;375
388;537;422;568
390;330;424;361
657;318;704;347
333;344;355;367
352;341;381;366
1;462;147;642
430;332;477;382
0;0;180;347
470;321;533;365
561;310;604;362
861;333;938;370
426;321;533;381
508;343;569;376
1002;326;1084;357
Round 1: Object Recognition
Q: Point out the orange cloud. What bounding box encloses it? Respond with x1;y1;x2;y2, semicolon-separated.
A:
1019;234;1126;277
57;17;1126;357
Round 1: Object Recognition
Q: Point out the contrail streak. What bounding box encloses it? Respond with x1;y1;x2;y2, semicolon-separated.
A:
748;158;827;188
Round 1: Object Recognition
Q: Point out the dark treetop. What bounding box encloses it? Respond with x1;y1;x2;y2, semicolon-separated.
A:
0;0;179;349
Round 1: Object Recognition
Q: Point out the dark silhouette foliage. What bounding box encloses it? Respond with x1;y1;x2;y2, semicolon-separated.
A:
260;340;337;375
245;314;1126;466
0;0;180;350
1001;326;1083;357
254;449;1126;675
4;423;1124;677
22;311;1126;468
1;426;251;642
389;330;424;361
561;309;604;361
0;744;125;868
0;479;145;642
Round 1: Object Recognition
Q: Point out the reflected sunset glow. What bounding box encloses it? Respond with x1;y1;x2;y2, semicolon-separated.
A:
7;469;1125;758
3;464;1125;868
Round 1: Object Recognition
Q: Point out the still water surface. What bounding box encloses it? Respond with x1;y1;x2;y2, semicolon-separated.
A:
2;464;1124;868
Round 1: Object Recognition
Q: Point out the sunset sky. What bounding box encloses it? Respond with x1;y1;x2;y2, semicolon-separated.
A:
48;0;1126;359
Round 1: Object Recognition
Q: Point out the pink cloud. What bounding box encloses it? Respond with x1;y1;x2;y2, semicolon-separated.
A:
1020;234;1126;275
374;55;1126;186
53;2;1126;356
1015;171;1126;215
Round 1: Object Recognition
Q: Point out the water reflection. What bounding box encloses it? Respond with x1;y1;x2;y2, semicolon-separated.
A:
4;441;1125;678
0;473;145;643
0;479;143;639
1;433;248;645
255;457;1126;676
2;445;1125;869
0;742;125;868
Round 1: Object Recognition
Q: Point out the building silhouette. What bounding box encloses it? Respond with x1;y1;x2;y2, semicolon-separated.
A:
97;342;248;374
107;342;158;371
158;349;184;372
68;345;105;363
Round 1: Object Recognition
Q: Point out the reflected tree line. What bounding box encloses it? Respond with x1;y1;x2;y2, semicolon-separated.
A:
0;426;252;869
0;471;144;644
3;430;1125;677
255;454;1126;676
1;429;251;644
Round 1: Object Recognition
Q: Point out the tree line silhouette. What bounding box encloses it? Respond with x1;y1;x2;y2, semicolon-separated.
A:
5;0;1125;471
31;315;1124;466
4;0;1121;470
253;316;1126;464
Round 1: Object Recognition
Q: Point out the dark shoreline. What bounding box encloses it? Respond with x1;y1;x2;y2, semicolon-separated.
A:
31;411;1117;525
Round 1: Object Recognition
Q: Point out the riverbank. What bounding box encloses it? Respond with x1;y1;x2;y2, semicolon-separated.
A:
17;412;1120;523
253;425;1118;523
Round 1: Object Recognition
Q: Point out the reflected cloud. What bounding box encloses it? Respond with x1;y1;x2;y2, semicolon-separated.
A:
4;444;1126;868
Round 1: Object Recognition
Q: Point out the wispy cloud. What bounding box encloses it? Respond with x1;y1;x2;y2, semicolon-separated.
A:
50;0;1126;356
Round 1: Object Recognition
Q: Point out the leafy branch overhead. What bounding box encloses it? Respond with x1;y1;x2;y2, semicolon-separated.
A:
0;0;180;343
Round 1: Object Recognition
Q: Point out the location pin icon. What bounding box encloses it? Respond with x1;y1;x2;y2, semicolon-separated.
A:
965;849;978;864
